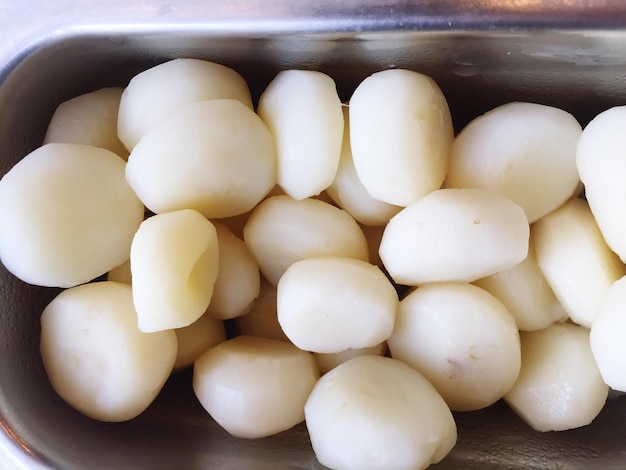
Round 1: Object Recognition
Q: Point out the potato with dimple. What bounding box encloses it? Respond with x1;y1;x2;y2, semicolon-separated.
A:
277;257;398;354
349;68;453;207
118;58;253;151
206;223;260;320
40;281;177;422
326;107;401;226
126;99;276;219
305;355;457;470
504;322;608;432
388;282;521;412
379;188;529;285
257;70;343;200
446;102;582;223
44;87;129;160
130;209;219;333
532;197;625;328
473;245;567;331
0;143;144;288
243;195;369;285
193;335;319;439
590;276;626;391
577;106;626;262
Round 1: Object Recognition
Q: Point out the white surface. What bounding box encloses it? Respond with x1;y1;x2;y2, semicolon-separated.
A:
0;429;45;470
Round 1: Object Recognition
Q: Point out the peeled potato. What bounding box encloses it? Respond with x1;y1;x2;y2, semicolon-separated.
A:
107;258;132;284
205;223;260;320
577;106;626;262
40;281;177;422
314;342;387;375
349;68;453;206
325;107;401;226
126;99;276;219
243;195;369;285
0;143;144;288
388;282;521;411
446;102;582;223
118;58;253;151
193;335;319;439
173;311;226;371
532;197;625;328
379;188;529;285
277;257;398;353
590;276;626;391
504;322;608;432
305;355;457;470
257;70;344;200
130;209;219;333
44;87;129;160
233;278;289;342
473;244;567;331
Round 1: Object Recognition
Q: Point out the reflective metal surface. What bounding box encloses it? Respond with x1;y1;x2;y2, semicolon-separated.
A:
2;1;626;469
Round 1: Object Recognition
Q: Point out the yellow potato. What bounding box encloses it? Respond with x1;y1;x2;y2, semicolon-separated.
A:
130;209;219;332
532;197;625;328
388;282;521;411
349;69;453;206
379;188;529;285
44;87;128;160
0;143;143;287
193;335;319;439
118;58;252;151
258;70;344;200
243;195;369;285
305;356;457;470
40;281;177;422
126;99;276;219
447;102;582;223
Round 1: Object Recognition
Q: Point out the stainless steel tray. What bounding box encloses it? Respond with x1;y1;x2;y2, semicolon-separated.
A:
2;1;626;468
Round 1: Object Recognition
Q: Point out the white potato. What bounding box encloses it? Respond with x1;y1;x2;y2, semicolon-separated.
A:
243;195;369;285
446;102;582;223
305;355;457;470
257;70;343;200
504;322;609;432
388;282;521;411
314;342;387;375
326;107;401;226
130;209;219;333
473;244;568;331
126;99;276;219
532;197;625;328
118;58;252;151
590;276;626;391
193;335;319;439
44;87;129;160
174;311;226;371
379;188;529;285
577;106;626;262
277;257;398;353
40;281;177;422
233;278;289;342
349;68;453;206
0;143;144;288
206;223;260;320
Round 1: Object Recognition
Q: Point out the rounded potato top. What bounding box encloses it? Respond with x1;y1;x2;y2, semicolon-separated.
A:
118;58;253;151
379;188;529;285
447;102;582;223
0;143;144;287
349;68;453;207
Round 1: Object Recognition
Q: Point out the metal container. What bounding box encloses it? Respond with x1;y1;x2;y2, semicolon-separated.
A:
2;1;626;468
